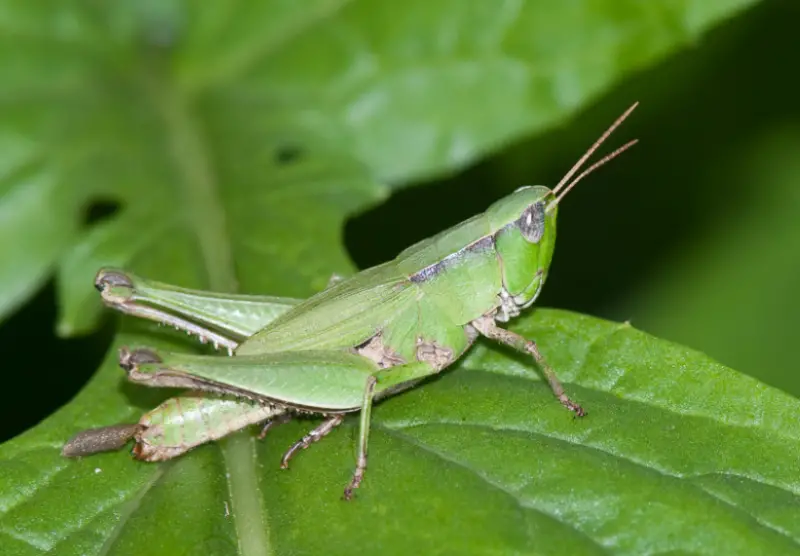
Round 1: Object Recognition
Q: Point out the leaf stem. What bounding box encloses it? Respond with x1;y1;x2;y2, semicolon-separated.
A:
220;434;273;556
149;77;236;293
146;74;272;556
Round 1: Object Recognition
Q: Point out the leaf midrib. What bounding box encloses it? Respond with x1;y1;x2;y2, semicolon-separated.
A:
146;75;236;291
144;72;272;556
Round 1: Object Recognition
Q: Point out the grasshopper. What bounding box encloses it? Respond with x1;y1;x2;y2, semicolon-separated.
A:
63;104;638;499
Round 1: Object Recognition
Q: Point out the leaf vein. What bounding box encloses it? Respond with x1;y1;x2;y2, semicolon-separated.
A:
376;424;610;553
382;420;800;547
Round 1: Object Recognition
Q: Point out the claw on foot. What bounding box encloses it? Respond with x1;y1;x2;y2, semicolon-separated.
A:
342;461;366;501
559;395;586;418
342;483;357;501
342;476;362;501
571;404;587;418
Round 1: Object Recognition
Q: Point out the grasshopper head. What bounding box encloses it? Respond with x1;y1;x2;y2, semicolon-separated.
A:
488;186;558;315
489;104;639;317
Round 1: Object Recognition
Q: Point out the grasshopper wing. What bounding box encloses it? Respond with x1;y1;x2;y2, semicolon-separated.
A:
236;262;415;355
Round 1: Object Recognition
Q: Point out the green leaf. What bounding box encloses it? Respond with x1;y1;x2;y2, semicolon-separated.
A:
0;1;776;555
4;309;800;555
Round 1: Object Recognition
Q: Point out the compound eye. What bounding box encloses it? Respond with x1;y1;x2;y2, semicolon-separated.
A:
519;201;545;243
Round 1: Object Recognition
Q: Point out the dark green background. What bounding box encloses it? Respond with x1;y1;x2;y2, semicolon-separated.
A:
2;0;799;443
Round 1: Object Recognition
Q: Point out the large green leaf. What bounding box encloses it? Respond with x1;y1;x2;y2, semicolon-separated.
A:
3;310;800;555
0;0;759;326
0;1;778;555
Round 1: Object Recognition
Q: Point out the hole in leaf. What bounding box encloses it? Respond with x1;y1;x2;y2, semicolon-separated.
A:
274;145;303;165
83;199;121;226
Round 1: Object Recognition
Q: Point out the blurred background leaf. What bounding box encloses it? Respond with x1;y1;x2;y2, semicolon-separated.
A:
3;0;799;554
622;126;800;395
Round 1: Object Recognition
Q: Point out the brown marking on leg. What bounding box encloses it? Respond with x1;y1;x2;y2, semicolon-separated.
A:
415;338;454;371
471;315;586;417
280;414;345;469
356;333;406;369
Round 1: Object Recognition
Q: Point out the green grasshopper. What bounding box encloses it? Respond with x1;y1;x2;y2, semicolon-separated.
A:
63;103;638;499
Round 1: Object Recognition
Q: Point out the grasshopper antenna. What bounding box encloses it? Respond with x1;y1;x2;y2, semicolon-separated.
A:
548;102;639;209
547;138;638;212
